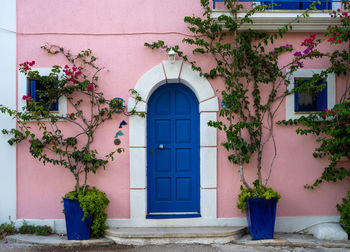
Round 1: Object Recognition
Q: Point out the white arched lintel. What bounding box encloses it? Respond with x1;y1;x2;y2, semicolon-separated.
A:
128;61;219;226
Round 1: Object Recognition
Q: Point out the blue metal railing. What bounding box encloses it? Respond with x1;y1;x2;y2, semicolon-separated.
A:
213;0;341;10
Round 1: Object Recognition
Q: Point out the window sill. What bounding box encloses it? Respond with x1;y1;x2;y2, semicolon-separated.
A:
212;10;340;32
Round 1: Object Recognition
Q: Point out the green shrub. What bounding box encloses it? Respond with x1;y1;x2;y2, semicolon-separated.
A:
18;221;52;236
237;183;281;213
63;186;109;238
18;221;36;234
34;225;52;236
337;191;350;235
0;217;16;239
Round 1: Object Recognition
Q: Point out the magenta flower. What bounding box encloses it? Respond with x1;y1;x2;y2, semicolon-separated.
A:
297;61;304;68
293;51;302;57
88;84;94;91
285;44;292;49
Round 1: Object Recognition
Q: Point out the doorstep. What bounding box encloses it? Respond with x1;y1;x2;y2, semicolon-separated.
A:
105;226;248;245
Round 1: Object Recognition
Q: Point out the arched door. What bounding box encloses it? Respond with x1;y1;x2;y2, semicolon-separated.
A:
147;83;200;218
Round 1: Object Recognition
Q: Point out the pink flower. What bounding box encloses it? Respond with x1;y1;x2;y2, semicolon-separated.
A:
64;65;69;69
4;241;8;244
336;32;340;36
337;8;341;12
22;95;28;100
70;78;76;83
322;113;327;118
328;36;335;42
88;84;94;91
29;139;33;144
52;141;56;145
76;70;82;75
72;66;77;71
337;108;340;112
331;15;334;18
28;60;35;66
338;40;342;44
325;108;329;112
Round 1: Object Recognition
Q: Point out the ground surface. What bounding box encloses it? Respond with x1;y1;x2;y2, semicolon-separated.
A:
1;233;350;252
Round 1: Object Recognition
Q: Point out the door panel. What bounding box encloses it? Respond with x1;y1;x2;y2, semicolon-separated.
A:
147;84;200;216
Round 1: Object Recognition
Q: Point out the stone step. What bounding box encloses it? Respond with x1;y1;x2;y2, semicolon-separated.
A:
105;226;247;245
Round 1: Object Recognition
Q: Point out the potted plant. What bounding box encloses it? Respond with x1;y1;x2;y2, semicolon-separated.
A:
145;0;319;239
0;44;143;240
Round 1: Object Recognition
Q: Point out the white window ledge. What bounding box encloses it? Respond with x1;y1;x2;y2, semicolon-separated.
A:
212;10;340;32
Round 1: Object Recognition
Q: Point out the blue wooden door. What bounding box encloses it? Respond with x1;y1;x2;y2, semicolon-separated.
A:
147;83;200;218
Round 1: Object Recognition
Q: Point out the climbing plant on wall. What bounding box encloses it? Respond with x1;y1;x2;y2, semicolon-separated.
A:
145;0;321;210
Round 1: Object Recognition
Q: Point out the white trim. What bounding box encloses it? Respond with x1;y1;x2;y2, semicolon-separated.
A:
0;0;16;223
212;10;339;32
128;61;219;226
286;69;336;120
15;216;341;235
105;216;340;232
18;68;67;117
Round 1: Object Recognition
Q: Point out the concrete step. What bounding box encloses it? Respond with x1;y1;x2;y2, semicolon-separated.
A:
105;226;247;245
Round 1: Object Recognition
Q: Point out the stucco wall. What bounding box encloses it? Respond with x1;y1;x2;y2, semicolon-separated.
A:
15;0;349;221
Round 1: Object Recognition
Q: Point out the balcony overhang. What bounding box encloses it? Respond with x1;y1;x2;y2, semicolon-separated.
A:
212;10;339;32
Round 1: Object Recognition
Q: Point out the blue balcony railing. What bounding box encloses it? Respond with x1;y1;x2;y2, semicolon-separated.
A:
213;0;338;10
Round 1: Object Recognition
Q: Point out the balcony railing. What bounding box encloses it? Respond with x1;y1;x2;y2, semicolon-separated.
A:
213;0;340;10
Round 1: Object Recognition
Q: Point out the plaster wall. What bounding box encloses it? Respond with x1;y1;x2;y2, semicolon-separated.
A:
14;0;349;224
0;0;16;223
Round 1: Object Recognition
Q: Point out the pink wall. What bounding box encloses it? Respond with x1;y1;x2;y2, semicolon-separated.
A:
16;0;349;219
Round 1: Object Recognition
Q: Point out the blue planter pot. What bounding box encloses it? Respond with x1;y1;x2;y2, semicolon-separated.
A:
246;197;277;240
63;198;92;240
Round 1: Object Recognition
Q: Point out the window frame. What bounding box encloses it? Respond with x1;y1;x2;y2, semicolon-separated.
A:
18;68;67;116
286;69;335;120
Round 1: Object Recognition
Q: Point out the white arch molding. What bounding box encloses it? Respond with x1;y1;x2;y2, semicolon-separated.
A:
127;60;220;226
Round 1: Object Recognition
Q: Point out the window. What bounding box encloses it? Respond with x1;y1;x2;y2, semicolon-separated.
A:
19;68;67;116
27;78;59;111
286;69;335;120
263;0;332;10
294;78;327;112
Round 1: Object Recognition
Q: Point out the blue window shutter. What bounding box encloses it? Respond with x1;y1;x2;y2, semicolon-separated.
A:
294;92;299;112
264;1;300;10
30;80;38;101
317;81;327;111
302;0;332;10
50;102;59;111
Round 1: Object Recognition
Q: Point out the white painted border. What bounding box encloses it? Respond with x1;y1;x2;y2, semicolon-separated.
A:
17;216;341;234
0;0;16;223
286;69;336;120
18;68;67;116
128;61;219;226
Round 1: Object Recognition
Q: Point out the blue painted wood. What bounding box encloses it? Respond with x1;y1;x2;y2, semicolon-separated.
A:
213;0;333;10
295;79;327;112
147;84;200;216
30;79;37;101
146;213;201;219
29;79;58;111
317;81;327;111
246;197;277;240
63;198;92;240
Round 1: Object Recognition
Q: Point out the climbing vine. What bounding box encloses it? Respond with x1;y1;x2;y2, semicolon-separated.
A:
145;0;318;204
0;44;144;194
